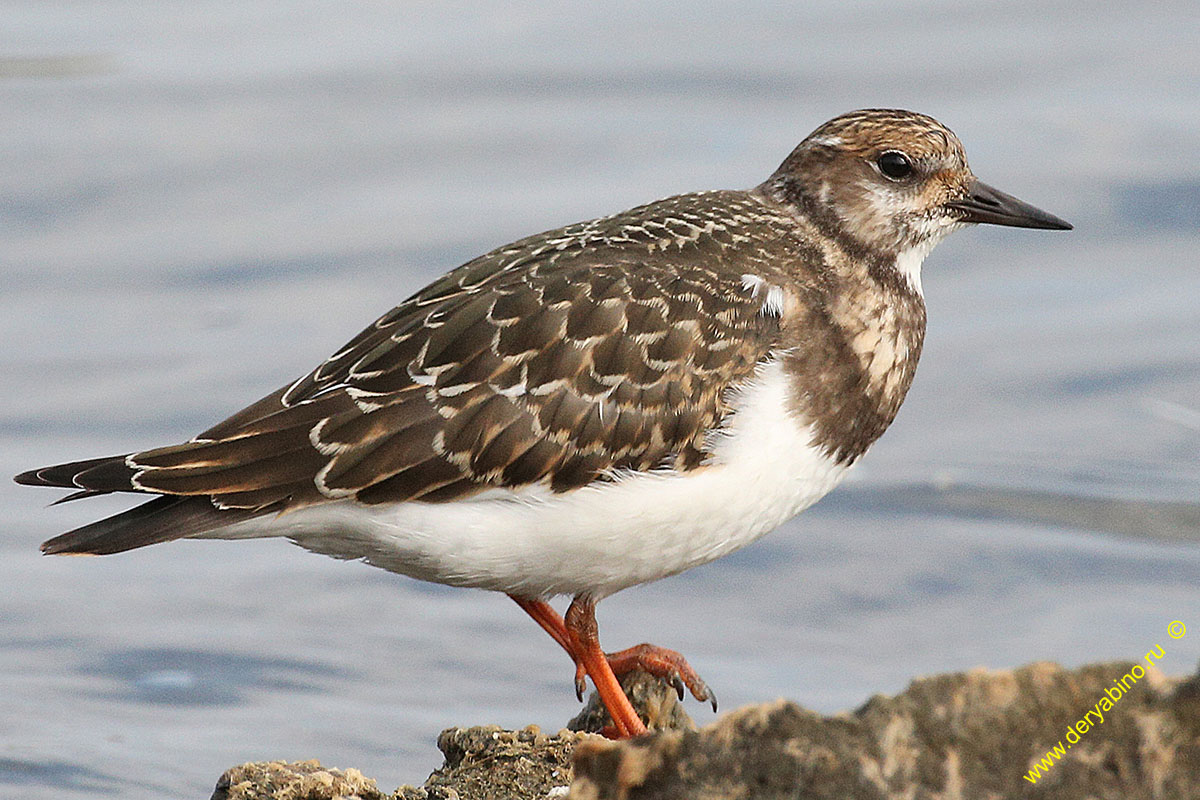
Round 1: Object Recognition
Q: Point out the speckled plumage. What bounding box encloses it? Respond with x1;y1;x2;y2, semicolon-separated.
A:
19;105;1076;574
18;108;1072;558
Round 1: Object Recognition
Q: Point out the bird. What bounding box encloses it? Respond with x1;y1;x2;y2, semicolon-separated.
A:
16;109;1071;738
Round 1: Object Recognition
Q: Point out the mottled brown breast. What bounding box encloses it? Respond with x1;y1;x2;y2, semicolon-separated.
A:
752;191;927;465
778;275;925;466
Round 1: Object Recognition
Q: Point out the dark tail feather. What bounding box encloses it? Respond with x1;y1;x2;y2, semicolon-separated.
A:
51;489;112;505
41;495;258;556
15;454;137;492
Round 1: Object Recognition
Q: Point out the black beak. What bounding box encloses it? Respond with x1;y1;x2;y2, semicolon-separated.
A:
947;180;1072;230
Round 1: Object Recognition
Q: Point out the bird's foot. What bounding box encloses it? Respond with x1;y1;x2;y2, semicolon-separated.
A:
571;642;716;711
605;643;717;711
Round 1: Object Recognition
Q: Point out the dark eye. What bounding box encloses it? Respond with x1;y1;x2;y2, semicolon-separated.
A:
877;151;913;180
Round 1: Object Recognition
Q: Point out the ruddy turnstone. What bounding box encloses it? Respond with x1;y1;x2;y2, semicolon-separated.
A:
17;109;1071;738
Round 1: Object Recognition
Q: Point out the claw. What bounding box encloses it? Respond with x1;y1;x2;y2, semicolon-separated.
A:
572;660;589;701
670;674;686;701
691;679;717;711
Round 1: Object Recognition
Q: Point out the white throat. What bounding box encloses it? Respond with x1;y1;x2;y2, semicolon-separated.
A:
894;239;934;296
895;219;965;296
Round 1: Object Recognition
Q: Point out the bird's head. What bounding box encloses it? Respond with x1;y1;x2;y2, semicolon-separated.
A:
764;109;1071;284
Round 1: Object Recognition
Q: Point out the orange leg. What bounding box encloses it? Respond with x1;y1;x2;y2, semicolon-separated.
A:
564;596;647;737
510;595;573;654
509;595;592;700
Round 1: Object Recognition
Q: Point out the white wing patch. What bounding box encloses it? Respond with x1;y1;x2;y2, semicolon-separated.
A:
741;274;786;317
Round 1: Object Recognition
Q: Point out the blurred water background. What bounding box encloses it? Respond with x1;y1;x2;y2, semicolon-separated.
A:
2;2;1199;796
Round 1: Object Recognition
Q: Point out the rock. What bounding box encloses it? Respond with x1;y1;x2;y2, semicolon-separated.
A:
393;725;588;800
211;759;386;800
570;660;1200;799
393;670;694;800
213;660;1200;800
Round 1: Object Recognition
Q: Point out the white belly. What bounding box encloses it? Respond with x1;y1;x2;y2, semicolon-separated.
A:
215;360;851;598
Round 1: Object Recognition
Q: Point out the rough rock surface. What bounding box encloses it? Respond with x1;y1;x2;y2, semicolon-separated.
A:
392;725;586;800
212;759;386;800
213;660;1200;800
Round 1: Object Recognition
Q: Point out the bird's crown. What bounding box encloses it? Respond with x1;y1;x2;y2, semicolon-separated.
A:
802;108;968;166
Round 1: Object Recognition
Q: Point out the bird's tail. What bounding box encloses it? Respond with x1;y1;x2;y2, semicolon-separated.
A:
38;495;256;555
16;454;257;555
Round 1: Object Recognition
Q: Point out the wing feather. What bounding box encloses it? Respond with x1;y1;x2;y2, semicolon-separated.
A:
21;191;799;537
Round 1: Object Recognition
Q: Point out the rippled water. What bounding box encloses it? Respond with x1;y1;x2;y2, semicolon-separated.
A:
3;2;1199;797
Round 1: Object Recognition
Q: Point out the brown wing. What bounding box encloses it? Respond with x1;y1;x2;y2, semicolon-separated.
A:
20;191;792;518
